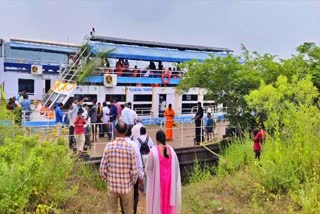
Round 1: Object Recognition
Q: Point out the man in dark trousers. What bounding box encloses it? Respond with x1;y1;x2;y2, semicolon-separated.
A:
194;102;204;145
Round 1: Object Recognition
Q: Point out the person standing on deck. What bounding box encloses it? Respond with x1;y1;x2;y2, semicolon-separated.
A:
109;100;118;140
20;94;31;121
193;102;204;144
164;104;175;141
97;102;103;138
131;117;144;141
102;101;110;139
74;108;86;155
90;101;98;143
99;121;137;214
146;130;181;214
55;103;63;136
121;102;135;129
114;98;122;119
67;101;78;149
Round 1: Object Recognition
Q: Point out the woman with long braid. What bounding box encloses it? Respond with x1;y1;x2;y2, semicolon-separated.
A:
145;130;181;214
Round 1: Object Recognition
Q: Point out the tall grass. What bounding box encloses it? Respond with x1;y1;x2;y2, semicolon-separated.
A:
188;159;212;183
216;76;320;213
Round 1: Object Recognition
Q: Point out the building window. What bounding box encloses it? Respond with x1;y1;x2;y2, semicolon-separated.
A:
182;94;198;101
18;79;34;94
134;94;152;102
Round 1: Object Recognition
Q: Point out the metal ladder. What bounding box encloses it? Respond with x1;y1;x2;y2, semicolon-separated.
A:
40;42;91;107
60;44;91;83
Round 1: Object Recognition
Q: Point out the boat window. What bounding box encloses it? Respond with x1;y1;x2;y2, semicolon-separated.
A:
203;102;216;113
182;94;197;101
55;94;67;104
18;78;35;94
49;92;58;102
106;94;126;102
74;94;97;102
182;103;198;114
133;104;152;116
134;95;152;102
42;92;51;104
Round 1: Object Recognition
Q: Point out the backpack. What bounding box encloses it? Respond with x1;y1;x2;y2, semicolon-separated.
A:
137;136;150;155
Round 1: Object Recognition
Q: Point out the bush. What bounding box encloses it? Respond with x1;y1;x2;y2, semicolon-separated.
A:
0;135;75;213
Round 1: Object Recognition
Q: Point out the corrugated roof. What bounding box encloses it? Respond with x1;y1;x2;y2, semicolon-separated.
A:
90;42;228;62
9;41;78;54
90;35;233;53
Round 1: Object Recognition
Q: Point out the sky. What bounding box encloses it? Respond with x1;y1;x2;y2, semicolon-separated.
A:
1;0;320;57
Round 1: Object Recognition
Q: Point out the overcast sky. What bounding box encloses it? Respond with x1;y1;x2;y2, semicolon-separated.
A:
1;0;320;57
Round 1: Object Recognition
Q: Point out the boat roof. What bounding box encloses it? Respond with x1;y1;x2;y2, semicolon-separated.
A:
6;36;233;62
90;41;228;62
10;38;80;48
90;35;233;53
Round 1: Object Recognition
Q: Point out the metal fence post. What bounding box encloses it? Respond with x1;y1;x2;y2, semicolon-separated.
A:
181;119;184;148
200;119;203;144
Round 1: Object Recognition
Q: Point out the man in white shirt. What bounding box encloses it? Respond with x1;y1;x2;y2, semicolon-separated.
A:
131;117;144;141
130;103;138;125
67;102;78;149
82;104;90;145
123;126;144;214
134;126;154;196
135;126;154;151
102;101;110;138
120;102;135;127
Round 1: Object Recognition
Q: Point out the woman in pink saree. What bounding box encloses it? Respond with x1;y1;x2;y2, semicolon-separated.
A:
146;130;181;214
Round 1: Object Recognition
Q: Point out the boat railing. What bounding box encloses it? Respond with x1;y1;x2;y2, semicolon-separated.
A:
22;118;229;150
95;67;186;78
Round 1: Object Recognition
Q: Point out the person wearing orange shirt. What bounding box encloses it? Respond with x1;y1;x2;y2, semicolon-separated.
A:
164;104;175;141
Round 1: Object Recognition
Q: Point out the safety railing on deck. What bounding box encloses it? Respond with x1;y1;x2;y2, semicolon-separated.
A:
23;119;229;156
98;67;186;78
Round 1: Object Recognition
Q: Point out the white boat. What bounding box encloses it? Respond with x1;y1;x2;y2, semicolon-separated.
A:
0;35;232;126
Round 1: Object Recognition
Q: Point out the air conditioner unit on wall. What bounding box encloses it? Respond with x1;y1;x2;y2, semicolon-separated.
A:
31;65;43;75
104;74;117;87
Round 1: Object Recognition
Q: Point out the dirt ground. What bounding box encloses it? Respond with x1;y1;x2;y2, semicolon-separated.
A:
65;184;146;214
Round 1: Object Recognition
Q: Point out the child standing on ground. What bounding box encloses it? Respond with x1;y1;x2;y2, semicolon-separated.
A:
74;108;86;155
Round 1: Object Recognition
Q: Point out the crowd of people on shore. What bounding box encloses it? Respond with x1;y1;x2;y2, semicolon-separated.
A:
60;96;182;213
99;120;181;214
56;98;138;155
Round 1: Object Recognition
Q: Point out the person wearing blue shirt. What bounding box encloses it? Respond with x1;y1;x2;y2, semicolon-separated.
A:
55;103;64;136
20;94;31;121
205;112;215;141
109;100;118;140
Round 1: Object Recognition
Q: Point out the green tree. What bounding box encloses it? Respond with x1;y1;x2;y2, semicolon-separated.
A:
178;43;320;128
296;42;320;89
178;53;274;127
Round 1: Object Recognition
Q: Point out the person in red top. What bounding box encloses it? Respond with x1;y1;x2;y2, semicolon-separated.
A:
114;98;122;119
115;59;123;76
74;108;86;155
253;123;267;160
